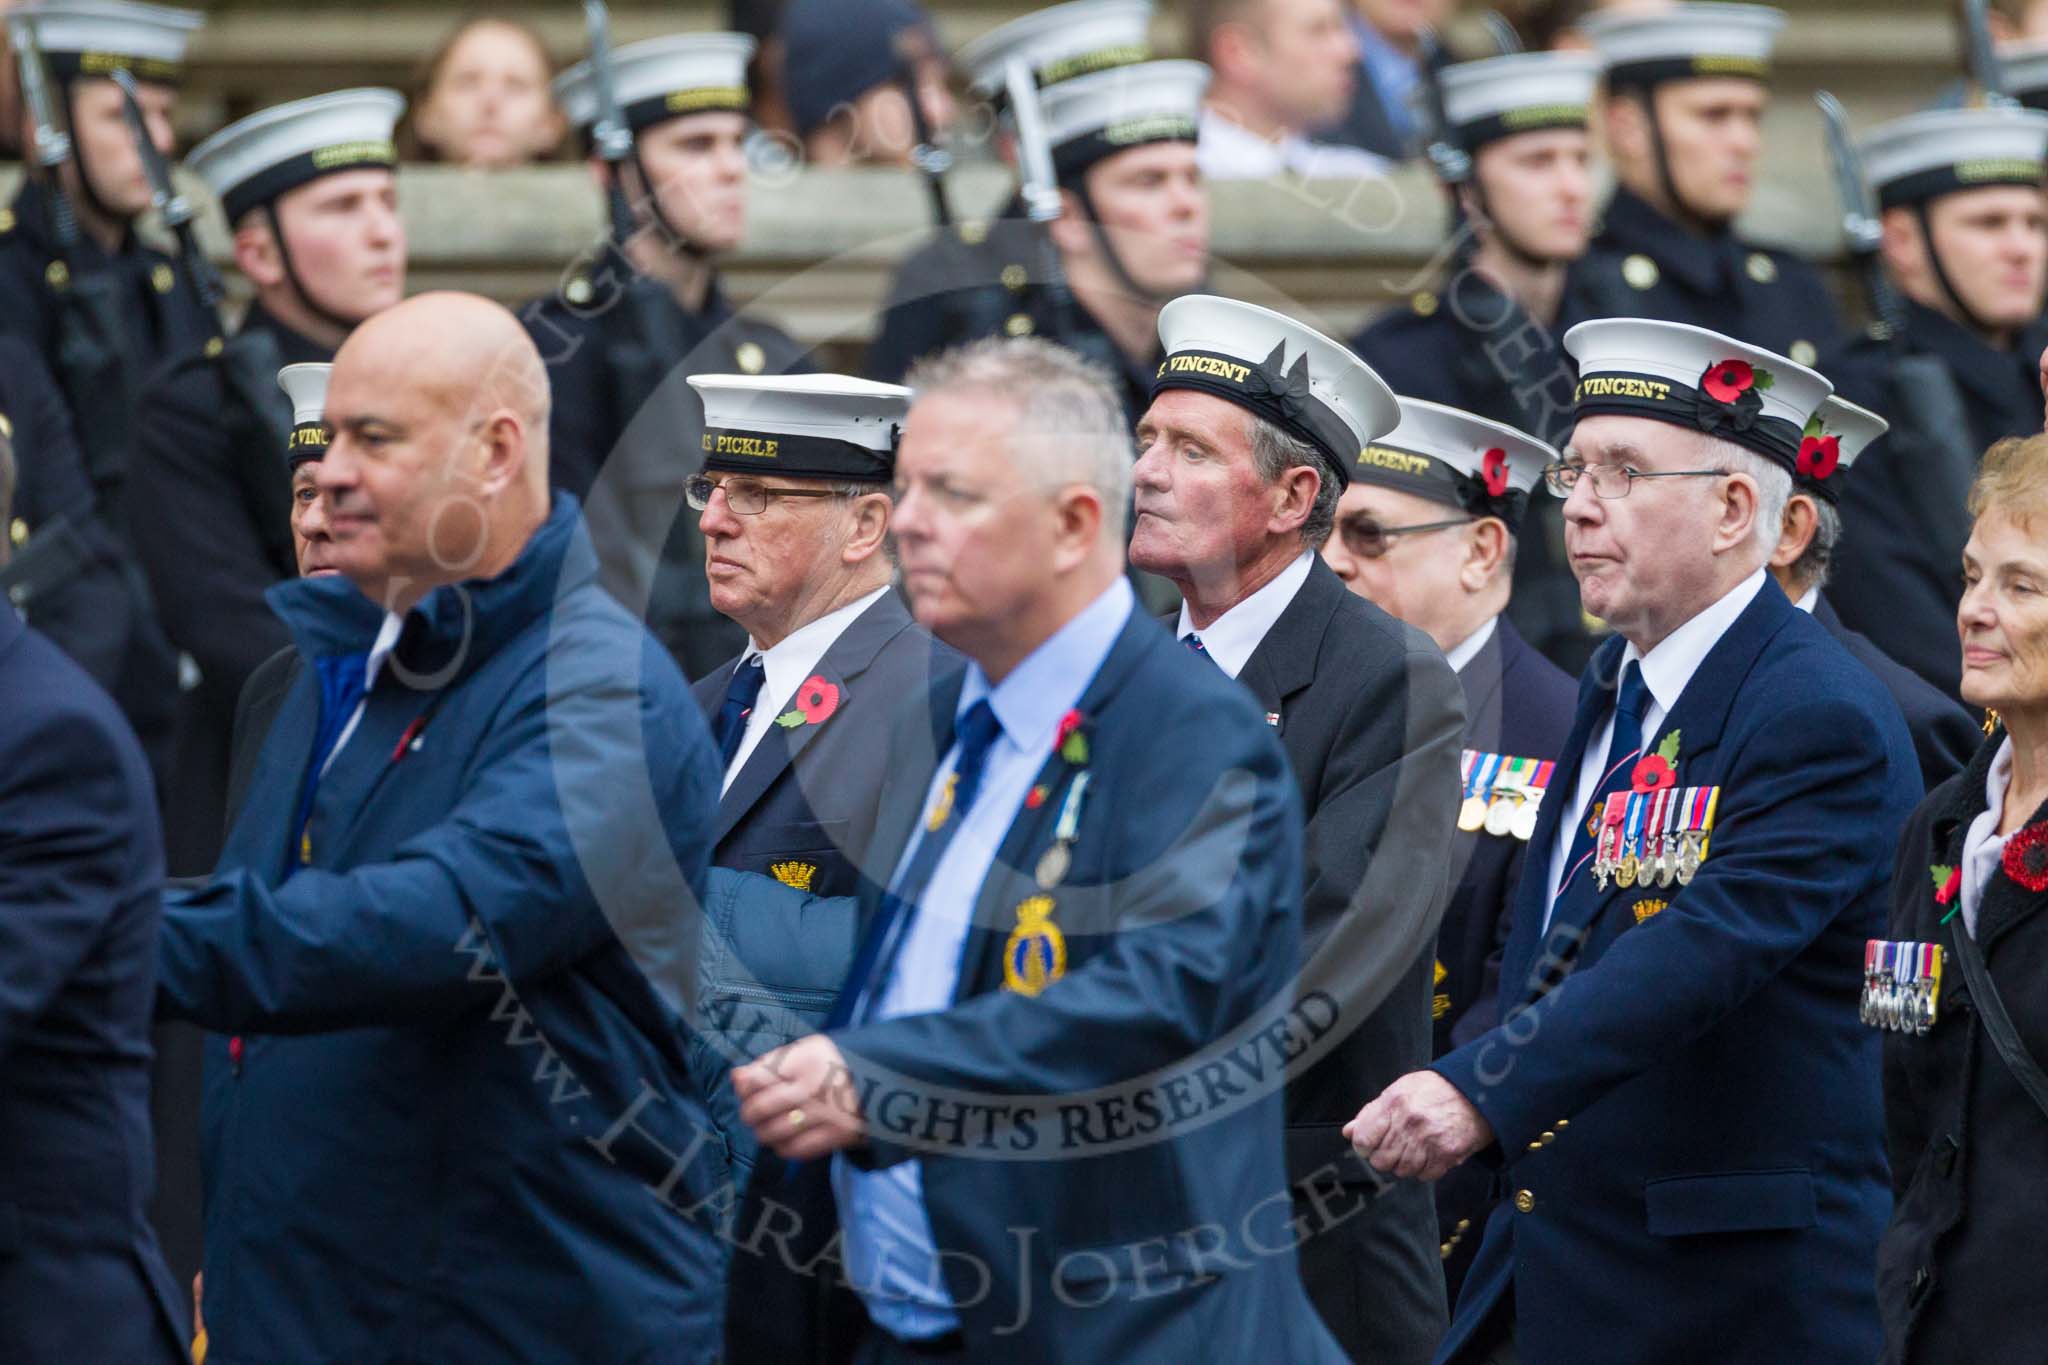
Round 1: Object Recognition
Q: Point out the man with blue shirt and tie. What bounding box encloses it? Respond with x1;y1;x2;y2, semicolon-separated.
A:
1347;320;1920;1365
726;335;1347;1364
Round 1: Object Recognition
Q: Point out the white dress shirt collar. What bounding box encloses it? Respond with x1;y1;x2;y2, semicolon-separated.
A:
1443;615;1499;675
1619;569;1768;719
722;584;891;791
1174;550;1313;679
1794;584;1820;613
1961;736;2016;936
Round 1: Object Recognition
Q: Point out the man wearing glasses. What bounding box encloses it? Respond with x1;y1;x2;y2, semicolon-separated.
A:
1129;294;1466;1365
1319;396;1574;1302
684;373;963;1178
1348;319;1917;1365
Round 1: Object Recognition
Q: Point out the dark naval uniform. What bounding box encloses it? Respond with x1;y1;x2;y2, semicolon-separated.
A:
0;178;215;777
1824;302;2048;698
1812;597;1978;793
0;335;133;692
1352;281;1596;675
521;272;810;681
1875;730;2048;1365
130;304;330;876
1560;187;1845;367
1432;617;1576;1293
864;214;1160;428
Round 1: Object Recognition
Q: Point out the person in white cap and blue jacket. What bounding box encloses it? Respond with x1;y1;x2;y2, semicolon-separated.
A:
1822;104;2048;700
1349;318;1918;1365
129;87;408;879
1560;4;1845;368
1131;293;1466;1364
1353;48;1606;677
521;27;811;683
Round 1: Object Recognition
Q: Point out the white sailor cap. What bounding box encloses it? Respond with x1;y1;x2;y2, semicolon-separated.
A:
555;33;756;136
1039;58;1208;181
1580;3;1784;90
1153;294;1399;485
1439;52;1604;152
187;89;405;224
1789;394;1886;501
1858;107;2048;210
687;373;911;483
2000;37;2048;111
278;362;332;467
960;0;1154;97
1355;398;1555;523
1563;318;1833;476
13;0;202;84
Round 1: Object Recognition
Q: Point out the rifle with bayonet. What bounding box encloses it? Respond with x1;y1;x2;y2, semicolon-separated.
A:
1964;0;2019;109
897;33;953;230
9;13;135;501
112;67;297;573
582;0;693;435
1001;57;1086;352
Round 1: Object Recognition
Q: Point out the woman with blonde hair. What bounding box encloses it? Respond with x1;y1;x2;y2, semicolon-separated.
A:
1876;431;2048;1364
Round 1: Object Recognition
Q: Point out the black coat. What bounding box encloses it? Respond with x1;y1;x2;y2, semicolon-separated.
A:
1350;280;1597;677
0;605;190;1362
0;180;216;778
1813;597;1978;793
863;217;1159;430
1432;617;1576;1293
1878;731;2048;1364
1824;302;2048;698
1560;186;1845;365
521;272;811;681
130;305;331;875
0;335;131;691
1223;555;1467;1364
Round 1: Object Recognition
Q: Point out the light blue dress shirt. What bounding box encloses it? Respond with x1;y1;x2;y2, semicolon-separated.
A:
831;576;1135;1340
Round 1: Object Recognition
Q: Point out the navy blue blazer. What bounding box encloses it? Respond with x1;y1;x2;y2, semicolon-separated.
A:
0;606;190;1361
693;590;965;902
689;590;963;1176
1812;597;1977;792
725;606;1348;1365
1432;578;1918;1365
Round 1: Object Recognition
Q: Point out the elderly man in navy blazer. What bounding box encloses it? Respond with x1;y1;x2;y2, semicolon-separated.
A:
685;373;962;1179
724;335;1348;1365
1127;296;1466;1364
1349;320;1920;1365
0;410;191;1360
1319;397;1578;1296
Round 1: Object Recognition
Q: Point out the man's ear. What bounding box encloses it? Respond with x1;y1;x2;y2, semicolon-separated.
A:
232;214;284;290
1712;468;1763;556
842;490;893;565
1461;517;1510;591
1046;184;1092;256
1770;494;1819;570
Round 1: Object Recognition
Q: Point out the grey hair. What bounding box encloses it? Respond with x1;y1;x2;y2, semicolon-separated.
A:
1248;414;1341;547
1786;495;1841;594
906;336;1133;542
1697;432;1791;559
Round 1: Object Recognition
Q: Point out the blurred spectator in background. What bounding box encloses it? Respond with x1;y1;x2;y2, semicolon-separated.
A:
1192;0;1390;179
403;10;564;167
781;0;957;168
1326;0;1451;159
